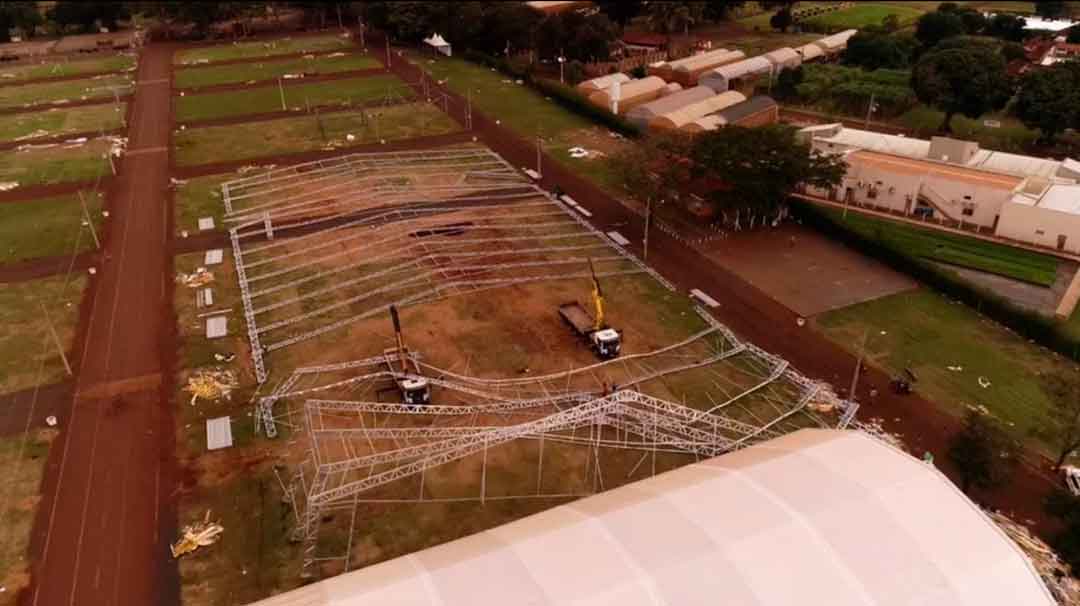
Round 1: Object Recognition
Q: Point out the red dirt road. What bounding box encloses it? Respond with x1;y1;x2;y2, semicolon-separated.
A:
381;42;1060;537
23;44;179;606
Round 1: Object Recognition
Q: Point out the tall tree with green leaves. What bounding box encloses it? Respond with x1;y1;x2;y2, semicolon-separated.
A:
947;410;1017;494
843;30;911;70
1035;1;1069;19
1034;370;1080;469
646;1;706;35
911;45;1010;132
915;10;965;47
0;1;42;40
595;0;643;28
688;125;846;219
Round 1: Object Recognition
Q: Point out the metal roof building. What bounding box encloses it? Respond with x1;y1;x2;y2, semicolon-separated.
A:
813;29;858;54
795;42;826;62
625;85;716;128
762;46;802;70
249;429;1055;606
670;49;746;85
576;72;630;94
698;56;773;91
586;76;666;114
649;90;746;131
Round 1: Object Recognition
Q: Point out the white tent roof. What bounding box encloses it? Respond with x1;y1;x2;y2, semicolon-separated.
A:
762;46;802;69
423;33;449;47
698;56;773;91
795;43;826;61
249;429;1055;606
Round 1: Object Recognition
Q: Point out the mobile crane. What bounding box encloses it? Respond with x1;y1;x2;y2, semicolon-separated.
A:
558;260;622;359
384;305;431;406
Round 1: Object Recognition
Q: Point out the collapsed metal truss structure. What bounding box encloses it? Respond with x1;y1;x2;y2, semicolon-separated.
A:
258;306;856;577
223;147;663;383
227;145;858;578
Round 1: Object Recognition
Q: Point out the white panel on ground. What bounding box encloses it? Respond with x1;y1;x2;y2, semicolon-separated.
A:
199;288;214;308
523;168;541;180
573;205;593;218
690;288;721;308
204;249;224;265
198;217;215;231
606;231;631;246
560;195;579;206
206;416;233;450
206;316;227;339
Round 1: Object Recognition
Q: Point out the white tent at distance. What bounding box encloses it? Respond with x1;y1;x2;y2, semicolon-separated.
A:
423;33;451;56
250;429;1055;606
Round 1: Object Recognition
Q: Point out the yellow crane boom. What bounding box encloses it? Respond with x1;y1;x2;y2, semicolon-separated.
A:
590;259;604;331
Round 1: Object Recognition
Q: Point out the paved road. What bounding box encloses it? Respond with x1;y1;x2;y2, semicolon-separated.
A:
24;44;179;606
380;40;1058;535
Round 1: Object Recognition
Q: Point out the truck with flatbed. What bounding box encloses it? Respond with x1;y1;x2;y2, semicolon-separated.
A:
558;260;622;359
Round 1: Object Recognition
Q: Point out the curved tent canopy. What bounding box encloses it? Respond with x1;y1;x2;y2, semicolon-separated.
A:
625;85;715;128
698;56;773;91
576;72;630;93
249;429;1056;606
587;76;666;114
762;47;802;70
795;43;826;62
650;91;747;130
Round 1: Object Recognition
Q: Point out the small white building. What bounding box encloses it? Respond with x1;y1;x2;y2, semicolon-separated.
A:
800;124;1080;253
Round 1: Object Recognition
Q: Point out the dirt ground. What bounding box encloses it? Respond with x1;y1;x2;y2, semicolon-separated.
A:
700;222;918;318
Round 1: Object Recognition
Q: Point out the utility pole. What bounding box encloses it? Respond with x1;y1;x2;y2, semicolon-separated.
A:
643;197;652;261
385;35;391;67
848;329;869;401
558;51;565;84
864;91;876;130
278;76;286;111
359;21;365;48
466;88;472;130
41;302;72;377
78;192;100;249
536;133;542;177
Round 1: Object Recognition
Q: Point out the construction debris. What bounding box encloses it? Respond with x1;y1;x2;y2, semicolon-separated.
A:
171;511;224;558
183;368;238;405
14;129;51;140
45;415;58;427
177;268;214;288
0;181;18;192
978;376;992;389
988;510;1080;605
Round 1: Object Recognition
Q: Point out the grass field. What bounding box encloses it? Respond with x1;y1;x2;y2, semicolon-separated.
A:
175;34;353;65
0;139;110;187
0;74;131;110
0;274;85;394
175;173;232;235
0;192;103;264
817;289;1077;452
819;207;1059;286
174;102;458;165
803;3;925;30
176;75;410;122
0;429;58;601
897;106;1040;152
0;103;125;142
174;53;380;89
0;54;134;84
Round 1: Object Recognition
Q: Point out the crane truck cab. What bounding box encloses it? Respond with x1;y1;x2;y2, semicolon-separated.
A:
592;328;621;359
386;305;432;406
558;259;622;360
399;376;431;406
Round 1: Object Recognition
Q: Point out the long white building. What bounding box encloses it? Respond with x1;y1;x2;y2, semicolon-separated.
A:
799;124;1080;253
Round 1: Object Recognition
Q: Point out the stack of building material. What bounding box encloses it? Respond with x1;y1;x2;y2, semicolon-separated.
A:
625;85;716;129
587;75;666;114
698;56;774;92
794;42;826;63
813;29;857;55
670;49;746;86
575;72;630;94
762;47;802;70
650;91;746;131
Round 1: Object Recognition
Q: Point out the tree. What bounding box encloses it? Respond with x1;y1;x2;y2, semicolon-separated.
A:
1034;371;1080;469
1035;1;1068;19
769;6;793;33
881;14;901;33
647;1;706;35
0;2;42;40
688;125;846;219
1069;27;1080;43
958;8;987;34
985;13;1027;42
915;10;966;47
595;0;643;27
912;45;1010;132
704;1;746;22
1045;488;1080;573
947;410;1018;494
772;64;803;100
159;1;228;37
1015;62;1080;142
844;30;911;70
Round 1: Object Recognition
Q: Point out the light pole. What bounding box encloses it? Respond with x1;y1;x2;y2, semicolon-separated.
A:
558;53;566;84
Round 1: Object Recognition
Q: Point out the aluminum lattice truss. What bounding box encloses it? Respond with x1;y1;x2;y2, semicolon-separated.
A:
223;147;653;383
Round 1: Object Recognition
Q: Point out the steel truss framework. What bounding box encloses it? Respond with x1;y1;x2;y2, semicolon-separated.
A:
223;146;665;383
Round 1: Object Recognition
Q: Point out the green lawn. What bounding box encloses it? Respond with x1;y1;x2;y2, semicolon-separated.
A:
409;52;592;139
0;192;103;264
175;102;459;165
0;74;131;110
176;75;410;122
175;34;353;65
0;429;56;598
0;104;125;142
897;106;1039;153
0;274;85;394
803;3;925;31
175;173;232;235
816;289;1077;453
0;139;110;187
174;53;380;89
819;207;1059;286
0;54;134;84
